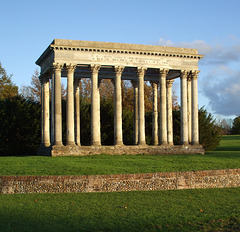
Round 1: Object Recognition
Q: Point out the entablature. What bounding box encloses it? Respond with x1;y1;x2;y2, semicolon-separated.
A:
36;39;203;80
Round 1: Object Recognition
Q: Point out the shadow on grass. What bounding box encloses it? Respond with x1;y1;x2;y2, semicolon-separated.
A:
206;151;240;159
221;135;240;141
214;146;240;151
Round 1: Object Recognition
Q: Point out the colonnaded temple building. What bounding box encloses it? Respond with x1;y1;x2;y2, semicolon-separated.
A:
36;39;204;156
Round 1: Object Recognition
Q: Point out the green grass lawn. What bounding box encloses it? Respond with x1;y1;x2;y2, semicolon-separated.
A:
0;135;239;176
0;188;239;232
0;135;240;231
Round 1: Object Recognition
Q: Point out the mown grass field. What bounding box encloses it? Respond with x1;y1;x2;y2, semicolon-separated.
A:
0;135;240;176
0;188;239;232
0;135;239;231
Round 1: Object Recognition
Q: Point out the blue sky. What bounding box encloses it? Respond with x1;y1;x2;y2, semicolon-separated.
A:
1;0;240;118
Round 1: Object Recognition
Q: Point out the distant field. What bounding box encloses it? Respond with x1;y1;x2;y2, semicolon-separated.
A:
0;135;239;176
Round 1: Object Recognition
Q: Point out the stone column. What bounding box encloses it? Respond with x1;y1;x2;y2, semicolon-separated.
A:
137;67;147;146
66;64;76;146
53;63;63;146
43;75;50;147
50;73;55;144
166;79;174;145
187;74;192;144
132;80;138;145
192;70;200;145
74;78;81;146
180;70;189;145
151;81;158;145
159;69;169;145
40;76;44;145
91;64;101;146
114;66;124;145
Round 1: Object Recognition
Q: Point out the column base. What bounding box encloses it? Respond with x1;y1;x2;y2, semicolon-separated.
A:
114;141;124;146
66;141;76;146
181;141;189;146
91;141;101;146
43;142;51;147
168;142;174;146
54;141;63;146
192;141;199;146
138;141;147;146
160;141;168;146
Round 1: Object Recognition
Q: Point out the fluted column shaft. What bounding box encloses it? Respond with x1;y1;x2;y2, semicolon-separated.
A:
152;81;158;145
53;63;63;145
66;64;76;145
159;69;169;145
180;70;188;145
91;65;101;146
114;66;124;145
192;71;200;145
187;75;192;143
132;80;138;145
74;78;81;146
137;67;146;145
166;79;174;145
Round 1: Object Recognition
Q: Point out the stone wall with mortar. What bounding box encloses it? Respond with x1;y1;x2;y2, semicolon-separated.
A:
1;169;239;194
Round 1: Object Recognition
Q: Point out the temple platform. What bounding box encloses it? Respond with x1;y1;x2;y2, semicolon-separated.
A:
38;144;205;157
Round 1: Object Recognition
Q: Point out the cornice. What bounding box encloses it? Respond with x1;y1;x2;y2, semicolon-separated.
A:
51;44;204;61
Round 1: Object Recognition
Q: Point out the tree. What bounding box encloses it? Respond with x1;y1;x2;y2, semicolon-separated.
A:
198;107;222;151
231;116;240;134
0;96;41;156
20;69;41;102
217;118;231;135
20;68;67;102
0;62;18;100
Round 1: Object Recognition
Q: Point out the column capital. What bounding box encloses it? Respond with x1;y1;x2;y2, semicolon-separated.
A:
66;64;76;73
137;67;147;76
90;64;101;74
191;70;200;79
180;70;189;78
114;66;124;75
52;63;63;71
150;81;158;87
166;79;174;88
187;72;192;82
159;68;169;78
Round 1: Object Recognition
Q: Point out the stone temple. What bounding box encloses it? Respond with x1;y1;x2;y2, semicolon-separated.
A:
36;39;204;156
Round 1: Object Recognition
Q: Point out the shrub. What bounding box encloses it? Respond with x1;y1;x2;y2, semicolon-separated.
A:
199;107;222;151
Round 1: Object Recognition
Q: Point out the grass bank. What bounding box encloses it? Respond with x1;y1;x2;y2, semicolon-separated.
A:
0;135;239;176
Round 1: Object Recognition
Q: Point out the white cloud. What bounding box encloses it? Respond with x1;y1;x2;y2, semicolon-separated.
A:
157;37;240;116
